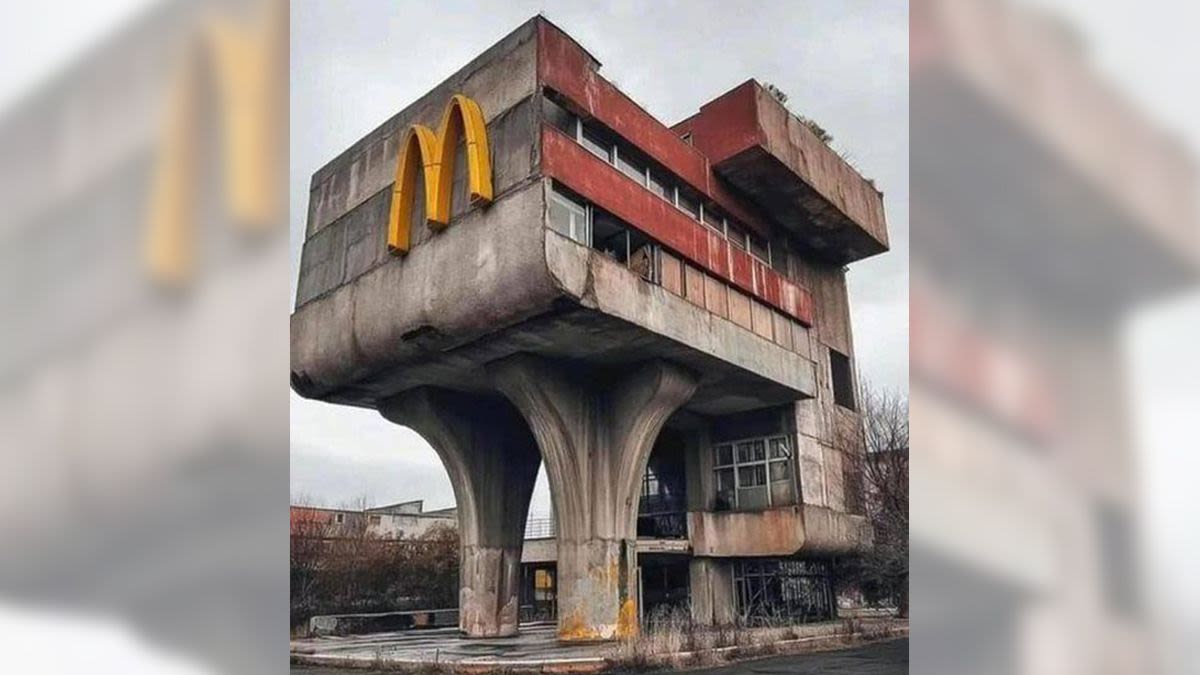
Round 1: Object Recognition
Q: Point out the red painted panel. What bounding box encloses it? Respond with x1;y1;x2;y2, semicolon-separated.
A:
543;127;813;326
537;21;773;239
673;81;762;165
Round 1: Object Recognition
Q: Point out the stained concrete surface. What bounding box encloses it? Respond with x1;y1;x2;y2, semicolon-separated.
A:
290;637;908;674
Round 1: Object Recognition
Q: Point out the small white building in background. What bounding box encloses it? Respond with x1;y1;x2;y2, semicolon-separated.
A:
364;500;457;540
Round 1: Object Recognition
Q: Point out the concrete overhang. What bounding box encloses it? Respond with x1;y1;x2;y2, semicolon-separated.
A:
675;81;889;265
291;185;814;416
688;505;872;558
913;71;1199;318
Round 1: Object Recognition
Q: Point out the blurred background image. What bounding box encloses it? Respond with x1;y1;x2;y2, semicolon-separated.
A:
0;0;1196;673
912;1;1198;674
0;0;288;672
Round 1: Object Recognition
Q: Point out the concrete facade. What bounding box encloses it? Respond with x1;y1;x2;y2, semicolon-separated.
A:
292;17;888;641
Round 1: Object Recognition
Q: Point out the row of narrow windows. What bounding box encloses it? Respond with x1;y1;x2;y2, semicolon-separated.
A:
545;94;781;269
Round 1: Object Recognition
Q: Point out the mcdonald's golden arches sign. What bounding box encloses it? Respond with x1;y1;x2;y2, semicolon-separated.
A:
387;94;493;255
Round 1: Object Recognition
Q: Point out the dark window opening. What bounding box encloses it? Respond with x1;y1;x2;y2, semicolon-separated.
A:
520;564;557;622
581;123;613;162
638;429;688;538
726;221;748;250
640;558;690;621
748;233;771;264
616;147;648;186
543;94;577;136
830;348;856;410
675;187;700;219
733;559;834;625
593;210;630;263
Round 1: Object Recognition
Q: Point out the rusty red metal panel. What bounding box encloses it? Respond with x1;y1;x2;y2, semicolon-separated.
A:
543;127;813;326
672;81;762;165
537;21;774;240
538;22;710;190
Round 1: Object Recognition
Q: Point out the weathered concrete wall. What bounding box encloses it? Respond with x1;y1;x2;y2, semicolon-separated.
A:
296;92;542;307
304;21;539;241
544;225;816;404
291;183;556;397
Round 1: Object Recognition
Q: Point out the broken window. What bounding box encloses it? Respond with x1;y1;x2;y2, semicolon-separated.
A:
638;430;688;538
593;210;630;263
830;348;857;410
733;559;833;625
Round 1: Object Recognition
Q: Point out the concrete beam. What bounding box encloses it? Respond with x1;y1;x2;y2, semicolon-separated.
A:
489;355;698;641
379;388;540;638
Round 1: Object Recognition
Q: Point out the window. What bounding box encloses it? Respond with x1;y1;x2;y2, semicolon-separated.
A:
748;233;771;264
334;513;344;524
675;187;700;219
713;434;793;511
701;206;725;234
548;187;590;245
733;559;833;625
830;348;856;410
368;514;381;525
648;171;671;201
726;221;748;250
580;123;613;162
615;147;648;186
592;210;629;262
544;95;577;136
771;237;790;275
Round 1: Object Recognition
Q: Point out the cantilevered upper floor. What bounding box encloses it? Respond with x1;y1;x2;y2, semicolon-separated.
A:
291;16;889;418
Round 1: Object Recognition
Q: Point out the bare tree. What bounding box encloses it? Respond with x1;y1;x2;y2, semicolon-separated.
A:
839;386;909;616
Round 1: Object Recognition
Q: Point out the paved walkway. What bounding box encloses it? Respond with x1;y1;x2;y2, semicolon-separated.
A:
291;637;908;674
291;623;607;669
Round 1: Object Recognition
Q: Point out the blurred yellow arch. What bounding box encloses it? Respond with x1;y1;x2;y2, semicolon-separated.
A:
387;94;494;254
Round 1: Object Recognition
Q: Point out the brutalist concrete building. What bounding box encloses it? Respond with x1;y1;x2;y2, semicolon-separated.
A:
291;17;889;641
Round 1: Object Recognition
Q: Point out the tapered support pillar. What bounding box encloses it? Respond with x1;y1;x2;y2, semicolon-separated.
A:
489;355;698;641
379;388;540;638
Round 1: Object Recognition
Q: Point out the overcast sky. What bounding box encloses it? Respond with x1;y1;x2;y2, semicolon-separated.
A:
288;0;909;511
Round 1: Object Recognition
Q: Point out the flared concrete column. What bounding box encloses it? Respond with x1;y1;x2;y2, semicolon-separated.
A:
379;387;540;638
489;355;698;641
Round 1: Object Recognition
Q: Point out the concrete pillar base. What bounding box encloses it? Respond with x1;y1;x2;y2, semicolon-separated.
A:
556;538;638;641
380;388;540;639
459;545;522;637
490;355;698;642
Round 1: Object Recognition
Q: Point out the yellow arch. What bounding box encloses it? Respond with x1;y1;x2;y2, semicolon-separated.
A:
387;94;493;255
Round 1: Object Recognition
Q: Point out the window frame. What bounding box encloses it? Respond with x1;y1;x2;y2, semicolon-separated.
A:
712;433;793;511
548;186;592;246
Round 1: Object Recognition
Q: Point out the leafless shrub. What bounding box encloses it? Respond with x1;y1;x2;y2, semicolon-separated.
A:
837;385;909;617
289;506;460;630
